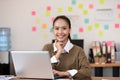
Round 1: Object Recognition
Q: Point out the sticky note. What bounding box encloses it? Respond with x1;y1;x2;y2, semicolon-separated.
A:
45;11;50;16
31;11;36;16
115;23;119;29
68;6;73;12
57;8;63;13
73;34;78;39
94;23;100;28
98;30;104;36
42;23;47;29
43;33;48;39
46;6;51;11
99;0;104;4
87;25;92;31
117;4;120;9
32;26;37;32
51;17;55;22
104;24;109;30
49;28;53;32
71;0;76;5
84;18;89;24
118;13;120;18
35;18;40;24
89;4;94;9
78;3;83;9
83;10;88;15
79;27;84;32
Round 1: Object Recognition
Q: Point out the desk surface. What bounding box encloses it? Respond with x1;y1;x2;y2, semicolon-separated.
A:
9;77;120;80
90;63;120;67
92;77;120;80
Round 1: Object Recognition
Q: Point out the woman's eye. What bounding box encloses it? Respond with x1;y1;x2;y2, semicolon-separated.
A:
55;27;59;30
63;28;66;30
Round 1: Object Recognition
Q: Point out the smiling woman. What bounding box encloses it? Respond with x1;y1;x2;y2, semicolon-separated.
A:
42;15;92;80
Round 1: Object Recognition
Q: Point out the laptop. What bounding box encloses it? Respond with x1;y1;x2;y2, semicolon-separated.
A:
10;51;54;79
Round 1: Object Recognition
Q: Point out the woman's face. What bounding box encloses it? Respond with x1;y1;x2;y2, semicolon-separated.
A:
53;19;71;42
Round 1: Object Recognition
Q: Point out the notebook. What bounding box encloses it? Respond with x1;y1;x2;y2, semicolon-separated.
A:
10;51;54;79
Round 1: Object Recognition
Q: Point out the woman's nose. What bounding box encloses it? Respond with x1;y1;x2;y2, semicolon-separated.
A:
58;29;63;33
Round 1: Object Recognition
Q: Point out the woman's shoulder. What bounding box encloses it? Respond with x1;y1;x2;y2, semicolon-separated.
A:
43;43;53;47
73;44;83;50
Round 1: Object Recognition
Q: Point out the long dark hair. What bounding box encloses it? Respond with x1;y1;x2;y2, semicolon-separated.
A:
53;15;72;42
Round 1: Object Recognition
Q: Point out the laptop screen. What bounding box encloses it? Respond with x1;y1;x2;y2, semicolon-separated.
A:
10;51;54;79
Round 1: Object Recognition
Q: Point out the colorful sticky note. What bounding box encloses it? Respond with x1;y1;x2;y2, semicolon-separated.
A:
35;18;40;24
118;13;120;18
98;30;104;36
42;24;47;29
94;23;100;28
43;33;48;39
89;4;94;9
79;27;84;32
78;3;83;9
115;24;120;29
46;6;51;11
83;10;88;15
87;25;92;31
51;17;55;22
117;4;120;9
84;18;89;24
31;11;36;16
104;24;109;30
49;28;53;32
57;8;63;13
73;34;78;39
45;11;50;16
32;26;37;32
99;0;104;4
68;6;73;12
71;0;76;5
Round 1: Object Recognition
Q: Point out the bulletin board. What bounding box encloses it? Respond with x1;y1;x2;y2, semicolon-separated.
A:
0;0;120;56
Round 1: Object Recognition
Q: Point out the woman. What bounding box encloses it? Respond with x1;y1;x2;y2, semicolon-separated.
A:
42;15;91;80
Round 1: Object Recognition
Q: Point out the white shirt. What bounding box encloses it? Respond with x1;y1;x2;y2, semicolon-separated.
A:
50;39;78;77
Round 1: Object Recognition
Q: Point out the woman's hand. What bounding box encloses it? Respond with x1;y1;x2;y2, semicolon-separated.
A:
54;40;64;59
53;69;70;77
